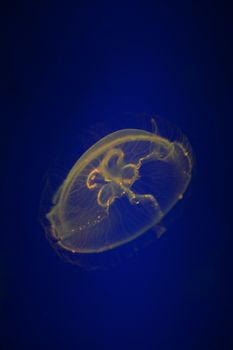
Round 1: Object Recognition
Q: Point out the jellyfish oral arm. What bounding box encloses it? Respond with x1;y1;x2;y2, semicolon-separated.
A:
85;147;163;219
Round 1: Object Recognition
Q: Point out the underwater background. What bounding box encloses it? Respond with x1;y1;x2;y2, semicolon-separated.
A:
1;1;232;350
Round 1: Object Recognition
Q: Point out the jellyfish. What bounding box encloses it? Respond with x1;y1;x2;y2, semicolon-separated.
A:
45;116;193;258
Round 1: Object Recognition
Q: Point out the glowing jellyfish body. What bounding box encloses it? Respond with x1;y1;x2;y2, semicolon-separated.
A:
46;126;193;254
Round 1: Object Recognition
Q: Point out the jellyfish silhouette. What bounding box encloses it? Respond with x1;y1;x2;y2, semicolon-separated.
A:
44;115;193;262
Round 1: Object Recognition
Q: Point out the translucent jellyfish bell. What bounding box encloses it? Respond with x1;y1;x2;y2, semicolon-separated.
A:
44;115;193;259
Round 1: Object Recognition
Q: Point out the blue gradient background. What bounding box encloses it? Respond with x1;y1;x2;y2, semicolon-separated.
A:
1;2;232;350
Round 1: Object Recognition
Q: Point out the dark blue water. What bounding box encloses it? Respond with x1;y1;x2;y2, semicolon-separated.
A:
1;2;232;350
